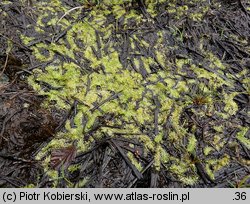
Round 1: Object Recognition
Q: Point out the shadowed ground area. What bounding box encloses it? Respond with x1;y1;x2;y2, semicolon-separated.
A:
0;0;249;187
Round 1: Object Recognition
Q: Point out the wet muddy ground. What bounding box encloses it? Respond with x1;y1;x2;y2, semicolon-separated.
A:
0;0;250;187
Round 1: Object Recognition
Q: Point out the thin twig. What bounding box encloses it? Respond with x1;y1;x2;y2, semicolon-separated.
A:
90;91;121;112
0;53;9;78
109;139;143;179
57;6;84;25
0;110;21;144
128;159;154;187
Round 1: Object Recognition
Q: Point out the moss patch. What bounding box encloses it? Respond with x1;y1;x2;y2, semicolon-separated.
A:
20;0;250;186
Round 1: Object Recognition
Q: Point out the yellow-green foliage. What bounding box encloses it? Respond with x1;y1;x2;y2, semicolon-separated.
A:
127;152;143;172
205;154;230;180
21;0;247;186
187;135;197;154
169;158;198;185
237;127;250;149
203;146;213;156
154;145;169;171
166;0;209;22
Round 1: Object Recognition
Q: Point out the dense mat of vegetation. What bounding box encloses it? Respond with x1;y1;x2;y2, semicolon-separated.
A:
1;0;249;187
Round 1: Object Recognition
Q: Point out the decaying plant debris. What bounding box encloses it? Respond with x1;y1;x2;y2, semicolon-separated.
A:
0;0;249;187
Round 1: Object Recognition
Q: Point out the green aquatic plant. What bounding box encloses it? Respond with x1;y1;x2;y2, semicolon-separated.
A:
205;154;230;180
236;127;250;149
20;0;248;186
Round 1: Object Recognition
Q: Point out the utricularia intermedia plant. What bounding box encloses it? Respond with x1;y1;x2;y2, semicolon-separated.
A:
19;0;250;186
